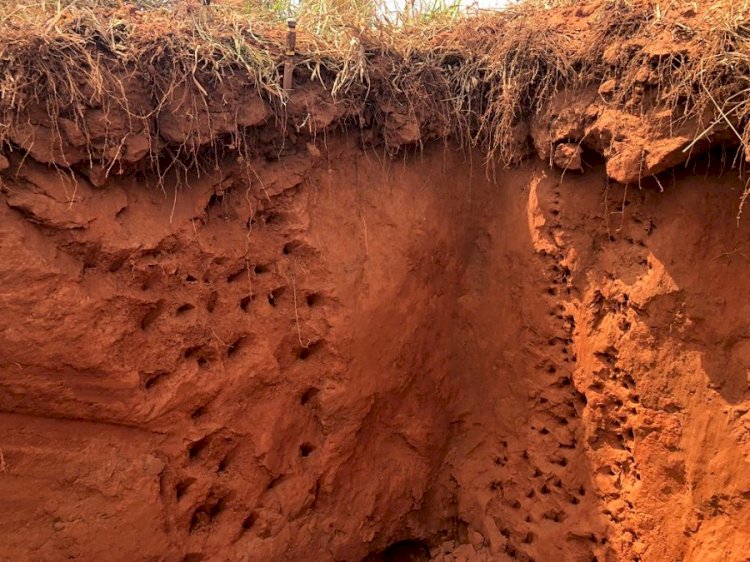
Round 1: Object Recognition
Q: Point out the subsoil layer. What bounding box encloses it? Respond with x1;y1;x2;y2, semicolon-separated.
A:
1;136;749;561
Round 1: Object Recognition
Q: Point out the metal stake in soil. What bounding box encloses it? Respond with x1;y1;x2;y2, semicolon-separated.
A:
283;19;297;93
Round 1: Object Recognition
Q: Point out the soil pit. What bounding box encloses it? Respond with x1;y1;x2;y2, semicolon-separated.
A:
1;1;750;560
1;136;749;561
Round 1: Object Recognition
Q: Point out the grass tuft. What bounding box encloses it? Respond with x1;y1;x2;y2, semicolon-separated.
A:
1;0;750;178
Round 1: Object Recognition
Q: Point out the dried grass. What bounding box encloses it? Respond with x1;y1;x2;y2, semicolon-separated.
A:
1;0;750;176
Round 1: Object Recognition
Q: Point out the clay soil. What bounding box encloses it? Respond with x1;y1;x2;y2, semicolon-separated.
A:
2;1;750;561
2;136;750;561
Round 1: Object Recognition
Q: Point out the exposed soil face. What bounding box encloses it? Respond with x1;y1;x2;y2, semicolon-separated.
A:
1;135;749;561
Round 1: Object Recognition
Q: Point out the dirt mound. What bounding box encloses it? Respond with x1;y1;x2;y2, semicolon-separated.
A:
1;1;750;561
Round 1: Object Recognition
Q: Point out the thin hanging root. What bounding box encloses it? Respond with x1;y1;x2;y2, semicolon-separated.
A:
700;79;747;151
291;273;309;351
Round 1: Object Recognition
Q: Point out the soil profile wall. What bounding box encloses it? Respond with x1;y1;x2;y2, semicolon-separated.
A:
1;137;749;561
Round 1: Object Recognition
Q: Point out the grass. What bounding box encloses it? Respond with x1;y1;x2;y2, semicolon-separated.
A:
1;0;750;182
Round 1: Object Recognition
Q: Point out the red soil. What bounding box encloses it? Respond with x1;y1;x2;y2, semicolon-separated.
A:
1;129;750;561
2;4;750;554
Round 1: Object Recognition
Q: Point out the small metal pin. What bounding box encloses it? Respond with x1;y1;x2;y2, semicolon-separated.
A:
283;19;297;93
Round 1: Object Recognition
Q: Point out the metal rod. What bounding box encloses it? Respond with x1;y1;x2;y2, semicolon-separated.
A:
283;19;297;93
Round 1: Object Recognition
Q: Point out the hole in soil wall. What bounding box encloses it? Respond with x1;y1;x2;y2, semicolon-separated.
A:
206;291;218;313
306;292;322;307
262;211;283;226
217;454;230;473
140;300;165;330
188;436;209;460
184;345;212;368
282;240;303;255
241;513;256;533
227;267;247;283
176;303;195;315
579;144;607;170
226;336;247;358
298;340;324;361
189;493;229;532
175;478;195;501
268;287;286;307
142;370;168;390
240;294;255;311
363;540;431;562
300;387;320;405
